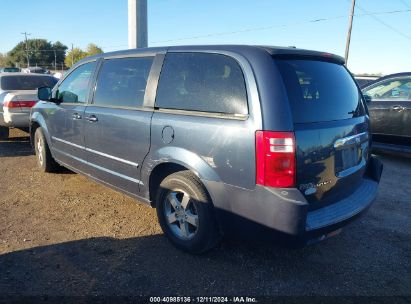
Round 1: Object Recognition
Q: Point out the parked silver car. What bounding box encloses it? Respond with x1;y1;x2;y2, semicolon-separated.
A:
0;73;57;139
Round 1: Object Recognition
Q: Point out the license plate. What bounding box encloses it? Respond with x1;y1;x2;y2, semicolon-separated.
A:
341;146;361;171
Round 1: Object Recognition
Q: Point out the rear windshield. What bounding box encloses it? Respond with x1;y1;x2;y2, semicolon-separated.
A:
3;67;20;72
275;59;364;123
0;75;57;90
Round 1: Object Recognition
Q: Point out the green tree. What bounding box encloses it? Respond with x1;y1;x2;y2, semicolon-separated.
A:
0;53;14;67
86;43;104;56
8;39;67;69
64;43;104;68
51;41;68;69
64;48;88;68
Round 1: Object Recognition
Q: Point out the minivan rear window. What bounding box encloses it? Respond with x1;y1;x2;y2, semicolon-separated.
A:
1;75;57;91
275;59;363;123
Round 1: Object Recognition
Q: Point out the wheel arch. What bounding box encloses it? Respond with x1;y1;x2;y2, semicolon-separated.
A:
30;113;51;149
147;153;221;208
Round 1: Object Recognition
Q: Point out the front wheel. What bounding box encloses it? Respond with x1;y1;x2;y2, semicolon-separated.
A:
0;126;9;141
34;128;59;172
156;171;221;254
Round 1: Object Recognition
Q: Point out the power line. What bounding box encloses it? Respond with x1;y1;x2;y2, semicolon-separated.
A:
400;0;411;8
146;8;411;46
99;8;411;50
37;7;409;52
24;49;66;52
352;2;411;41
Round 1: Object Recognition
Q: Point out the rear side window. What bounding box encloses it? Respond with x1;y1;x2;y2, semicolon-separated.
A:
363;77;411;101
93;57;154;108
3;67;20;72
276;59;364;123
1;75;57;90
155;53;248;115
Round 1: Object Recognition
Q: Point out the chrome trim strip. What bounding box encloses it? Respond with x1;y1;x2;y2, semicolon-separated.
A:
52;136;84;150
54;148;143;185
56;158;149;203
85;147;138;167
51;136;138;167
334;132;369;149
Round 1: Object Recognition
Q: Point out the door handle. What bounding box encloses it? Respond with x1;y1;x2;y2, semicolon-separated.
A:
72;113;82;120
86;115;98;122
391;105;405;112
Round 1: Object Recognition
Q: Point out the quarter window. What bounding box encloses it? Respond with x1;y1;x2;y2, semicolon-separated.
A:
93;57;154;108
155;53;248;115
57;61;96;104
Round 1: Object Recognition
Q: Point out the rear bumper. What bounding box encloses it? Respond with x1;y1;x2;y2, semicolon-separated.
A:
206;156;383;241
305;178;378;231
0;111;30;128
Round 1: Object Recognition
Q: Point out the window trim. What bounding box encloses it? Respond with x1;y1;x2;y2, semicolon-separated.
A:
53;59;98;106
155;107;249;120
154;51;251;119
83;103;153;112
89;54;159;109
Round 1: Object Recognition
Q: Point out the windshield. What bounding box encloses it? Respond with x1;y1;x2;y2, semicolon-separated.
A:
1;75;57;91
275;59;364;123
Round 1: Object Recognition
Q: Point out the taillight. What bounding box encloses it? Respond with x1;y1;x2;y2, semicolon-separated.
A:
3;100;20;108
3;100;36;108
256;131;296;188
18;101;37;107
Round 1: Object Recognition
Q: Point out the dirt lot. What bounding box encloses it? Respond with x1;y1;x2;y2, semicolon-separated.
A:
0;129;410;297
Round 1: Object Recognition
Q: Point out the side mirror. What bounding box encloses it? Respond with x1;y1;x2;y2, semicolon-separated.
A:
37;87;52;101
363;94;372;103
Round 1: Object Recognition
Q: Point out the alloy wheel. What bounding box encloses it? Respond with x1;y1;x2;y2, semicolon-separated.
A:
36;137;43;166
163;190;199;240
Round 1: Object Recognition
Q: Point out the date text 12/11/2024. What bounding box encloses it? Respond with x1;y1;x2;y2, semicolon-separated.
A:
149;296;257;303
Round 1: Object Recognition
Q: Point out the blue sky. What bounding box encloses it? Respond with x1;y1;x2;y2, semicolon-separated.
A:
0;0;410;75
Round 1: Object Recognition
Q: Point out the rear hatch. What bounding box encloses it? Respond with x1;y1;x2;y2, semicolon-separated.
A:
275;58;369;210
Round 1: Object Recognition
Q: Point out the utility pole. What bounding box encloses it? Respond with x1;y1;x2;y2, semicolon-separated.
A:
21;32;31;67
344;0;356;65
53;49;57;71
71;43;74;67
128;0;148;49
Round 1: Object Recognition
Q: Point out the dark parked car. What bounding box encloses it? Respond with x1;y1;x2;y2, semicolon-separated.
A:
354;75;379;88
30;45;382;253
362;72;411;153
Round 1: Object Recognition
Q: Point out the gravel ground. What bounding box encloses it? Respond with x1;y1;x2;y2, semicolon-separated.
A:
0;128;410;297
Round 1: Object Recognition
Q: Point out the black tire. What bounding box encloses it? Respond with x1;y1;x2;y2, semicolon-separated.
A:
34;128;59;172
0;126;9;141
156;170;221;254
